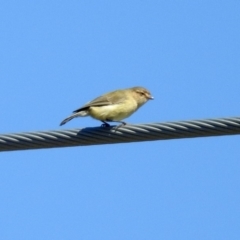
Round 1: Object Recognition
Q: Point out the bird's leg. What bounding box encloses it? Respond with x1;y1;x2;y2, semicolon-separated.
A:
116;121;127;127
105;119;127;130
101;121;111;127
114;121;127;130
101;119;127;129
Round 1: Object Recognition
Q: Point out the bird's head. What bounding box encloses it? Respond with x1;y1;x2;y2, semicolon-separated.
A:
131;87;154;106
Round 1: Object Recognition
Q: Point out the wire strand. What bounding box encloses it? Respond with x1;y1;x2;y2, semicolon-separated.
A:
1;116;240;152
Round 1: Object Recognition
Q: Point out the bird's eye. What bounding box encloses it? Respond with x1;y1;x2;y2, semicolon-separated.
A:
139;92;144;96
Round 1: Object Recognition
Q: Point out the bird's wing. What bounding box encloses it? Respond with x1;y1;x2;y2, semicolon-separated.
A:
73;91;125;113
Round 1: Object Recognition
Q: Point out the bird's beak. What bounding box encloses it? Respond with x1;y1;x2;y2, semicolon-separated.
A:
148;95;154;100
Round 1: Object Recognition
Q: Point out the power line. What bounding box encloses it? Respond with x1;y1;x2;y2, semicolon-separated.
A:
1;116;240;152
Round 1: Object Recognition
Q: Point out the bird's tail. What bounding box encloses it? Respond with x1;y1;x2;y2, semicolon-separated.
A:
60;111;88;126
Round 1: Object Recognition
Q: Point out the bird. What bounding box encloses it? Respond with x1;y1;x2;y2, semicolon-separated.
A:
60;86;153;127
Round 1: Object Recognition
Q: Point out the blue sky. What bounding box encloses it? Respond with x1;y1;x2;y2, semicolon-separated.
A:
1;1;240;239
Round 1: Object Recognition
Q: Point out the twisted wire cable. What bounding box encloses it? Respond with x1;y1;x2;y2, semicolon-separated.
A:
1;116;240;152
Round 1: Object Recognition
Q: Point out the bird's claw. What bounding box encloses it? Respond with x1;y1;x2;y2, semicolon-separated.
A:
101;123;110;128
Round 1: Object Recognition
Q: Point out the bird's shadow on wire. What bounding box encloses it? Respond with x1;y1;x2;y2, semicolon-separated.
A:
76;124;124;136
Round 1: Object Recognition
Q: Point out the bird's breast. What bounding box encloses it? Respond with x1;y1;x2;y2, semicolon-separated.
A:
89;100;138;121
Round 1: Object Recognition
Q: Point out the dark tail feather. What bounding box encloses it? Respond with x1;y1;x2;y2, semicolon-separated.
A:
60;111;88;126
60;115;76;126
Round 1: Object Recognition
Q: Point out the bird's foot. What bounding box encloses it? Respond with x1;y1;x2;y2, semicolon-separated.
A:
114;122;127;131
101;122;111;128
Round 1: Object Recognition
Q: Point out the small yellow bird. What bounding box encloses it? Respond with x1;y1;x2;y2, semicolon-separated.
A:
60;86;153;127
